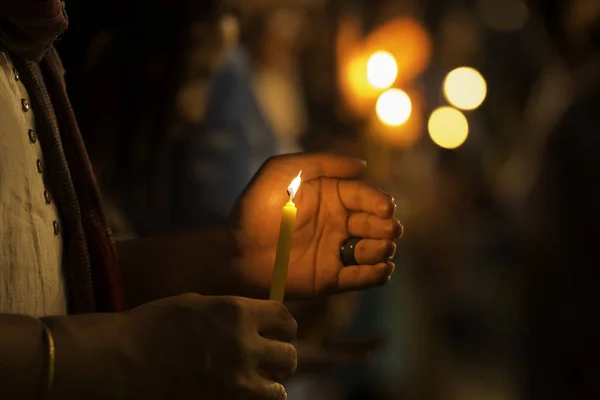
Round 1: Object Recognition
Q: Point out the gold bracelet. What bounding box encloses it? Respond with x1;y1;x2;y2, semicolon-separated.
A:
39;320;56;397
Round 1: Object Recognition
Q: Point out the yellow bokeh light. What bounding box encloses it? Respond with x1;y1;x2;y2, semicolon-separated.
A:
376;89;412;126
443;67;487;110
367;51;398;90
428;106;469;149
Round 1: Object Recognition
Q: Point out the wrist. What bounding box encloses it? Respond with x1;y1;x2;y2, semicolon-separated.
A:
42;313;131;400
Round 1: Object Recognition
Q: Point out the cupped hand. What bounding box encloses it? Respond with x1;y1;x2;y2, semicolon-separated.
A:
230;153;403;298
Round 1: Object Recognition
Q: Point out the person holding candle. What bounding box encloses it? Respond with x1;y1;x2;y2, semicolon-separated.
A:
0;1;402;398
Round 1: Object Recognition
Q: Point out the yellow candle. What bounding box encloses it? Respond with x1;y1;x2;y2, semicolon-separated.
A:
269;171;302;302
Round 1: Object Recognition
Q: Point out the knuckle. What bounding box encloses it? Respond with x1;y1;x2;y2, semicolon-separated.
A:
355;241;366;257
214;296;246;323
276;305;297;336
232;373;253;396
361;215;372;232
177;292;202;304
268;300;289;318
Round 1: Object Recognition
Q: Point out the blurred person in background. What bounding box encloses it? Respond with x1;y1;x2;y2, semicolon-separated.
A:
183;0;309;225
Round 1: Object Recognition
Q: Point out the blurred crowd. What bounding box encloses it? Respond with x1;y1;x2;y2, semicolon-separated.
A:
56;0;600;399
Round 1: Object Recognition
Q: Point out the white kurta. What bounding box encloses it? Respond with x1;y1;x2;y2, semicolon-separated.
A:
0;51;67;317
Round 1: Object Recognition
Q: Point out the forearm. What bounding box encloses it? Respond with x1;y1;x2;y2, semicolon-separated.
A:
0;313;128;400
0;315;45;399
117;225;251;307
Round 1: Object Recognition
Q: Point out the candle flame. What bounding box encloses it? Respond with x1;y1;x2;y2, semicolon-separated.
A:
286;170;302;200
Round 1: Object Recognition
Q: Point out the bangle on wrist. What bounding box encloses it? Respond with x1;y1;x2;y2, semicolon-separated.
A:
39;319;56;398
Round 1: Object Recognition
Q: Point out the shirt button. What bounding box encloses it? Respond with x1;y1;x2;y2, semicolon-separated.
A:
36;159;43;174
53;221;61;236
44;190;52;204
28;129;37;143
13;68;20;81
21;98;29;112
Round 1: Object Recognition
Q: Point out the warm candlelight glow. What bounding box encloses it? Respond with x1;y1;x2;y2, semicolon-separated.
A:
367;51;398;90
287;171;302;200
376;89;412;126
271;171;301;302
428;106;469;149
443;67;487;110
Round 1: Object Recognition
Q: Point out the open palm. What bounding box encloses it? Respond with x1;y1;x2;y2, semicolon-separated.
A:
230;154;402;299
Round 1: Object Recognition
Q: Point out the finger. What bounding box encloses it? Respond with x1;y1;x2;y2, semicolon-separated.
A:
347;213;403;239
268;153;367;181
257;339;298;381
255;301;298;343
353;239;396;265
338;180;396;218
337;262;395;292
243;375;288;400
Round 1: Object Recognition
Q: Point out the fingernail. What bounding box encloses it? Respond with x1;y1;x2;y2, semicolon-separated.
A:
359;159;368;167
387;261;396;275
387;274;393;283
277;383;288;400
387;241;397;259
387;219;402;237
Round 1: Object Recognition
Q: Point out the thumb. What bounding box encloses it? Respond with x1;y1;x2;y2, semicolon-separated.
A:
268;153;367;182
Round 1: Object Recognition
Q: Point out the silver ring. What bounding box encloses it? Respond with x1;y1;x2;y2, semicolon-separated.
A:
340;237;361;266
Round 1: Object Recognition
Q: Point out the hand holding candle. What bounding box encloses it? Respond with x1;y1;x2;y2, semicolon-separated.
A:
230;154;401;299
270;171;302;302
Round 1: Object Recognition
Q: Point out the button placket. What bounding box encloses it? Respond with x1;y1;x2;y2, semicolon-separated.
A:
44;190;52;205
53;221;61;236
13;64;60;238
28;129;37;143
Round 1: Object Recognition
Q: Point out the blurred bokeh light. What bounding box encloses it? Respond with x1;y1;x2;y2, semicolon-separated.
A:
367;51;398;89
364;18;432;86
428;106;469;149
337;16;432;118
373;87;424;149
443;67;487;110
376;88;412;127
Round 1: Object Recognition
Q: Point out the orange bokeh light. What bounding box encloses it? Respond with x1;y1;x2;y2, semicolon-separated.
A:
372;87;425;149
337;16;432;119
364;18;432;86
